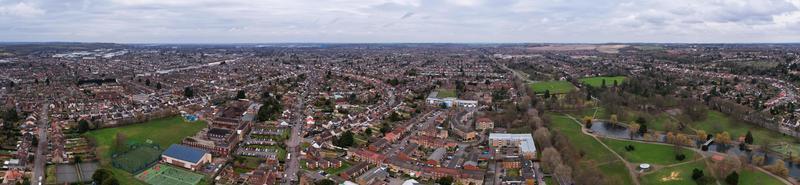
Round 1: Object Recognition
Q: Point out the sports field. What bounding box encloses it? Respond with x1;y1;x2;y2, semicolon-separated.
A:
112;145;161;173
137;164;204;185
84;116;207;185
85;116;207;164
436;88;457;98
530;81;576;94
579;76;626;87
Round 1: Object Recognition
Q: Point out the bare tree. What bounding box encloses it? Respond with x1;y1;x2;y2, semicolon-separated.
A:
541;147;562;173
534;128;553;148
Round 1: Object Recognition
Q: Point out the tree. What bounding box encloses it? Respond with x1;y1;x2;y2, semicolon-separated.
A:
92;169;112;184
715;131;732;146
744;131;754;145
236;90;246;99
752;155;765;166
628;123;640;139
102;177;120;185
156;83;162;90
583;116;593;128
725;171;739;185
3;108;19;122
691;168;704;180
714;156;741;179
315;179;336;185
364;128;373;136
183;87;194;97
533;128;552;148
541;147;562;173
696;130;707;141
554;163;573;185
78;120;90;133
334;131;355;148
435;176;454;185
765;159;789;177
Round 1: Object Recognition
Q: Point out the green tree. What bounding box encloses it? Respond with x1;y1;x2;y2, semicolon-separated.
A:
3;108;19;122
744;131;754;144
334;131;355;148
183;87;194;97
364;128;373;136
435;176;454;185
725;171;739;185
315;179;335;185
92;169;112;184
78;120;90;133
236;90;246;99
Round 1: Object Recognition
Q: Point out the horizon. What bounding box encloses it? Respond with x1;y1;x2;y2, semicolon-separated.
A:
1;0;799;43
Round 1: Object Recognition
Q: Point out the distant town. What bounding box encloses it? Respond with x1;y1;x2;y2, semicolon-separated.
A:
1;43;800;185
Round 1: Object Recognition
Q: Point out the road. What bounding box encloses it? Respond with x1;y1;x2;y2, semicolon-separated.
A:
282;76;310;184
32;104;49;185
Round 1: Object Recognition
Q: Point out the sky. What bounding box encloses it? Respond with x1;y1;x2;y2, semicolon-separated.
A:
1;0;800;43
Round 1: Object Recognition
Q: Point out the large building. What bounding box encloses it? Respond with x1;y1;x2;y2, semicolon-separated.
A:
426;92;478;108
162;144;212;171
488;133;537;159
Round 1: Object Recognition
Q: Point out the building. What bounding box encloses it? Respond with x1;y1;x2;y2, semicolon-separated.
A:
476;118;494;130
426;92;478;108
162;144;212;171
488;133;537;159
426;148;447;166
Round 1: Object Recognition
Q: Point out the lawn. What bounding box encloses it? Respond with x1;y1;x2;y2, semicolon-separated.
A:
324;161;353;175
84;116;207;164
598;161;634;185
436;88;457;98
640;160;709;185
738;168;785;185
600;138;698;165
84;116;207;185
547;114;616;161
690;111;796;145
506;168;520;177
579;76;627;88
530;81;576;94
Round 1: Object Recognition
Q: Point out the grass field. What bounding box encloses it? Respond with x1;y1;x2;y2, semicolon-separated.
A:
325;161;352;175
530;81;576;94
436;88;457;98
598;161;634;185
601;138;698;165
640;160;709;185
579;76;627;87
137;164;204;185
738;168;785;185
690;111;796;145
84;116;207;185
548;114;615;161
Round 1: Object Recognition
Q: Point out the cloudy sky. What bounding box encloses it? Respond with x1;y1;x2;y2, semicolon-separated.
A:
1;0;799;43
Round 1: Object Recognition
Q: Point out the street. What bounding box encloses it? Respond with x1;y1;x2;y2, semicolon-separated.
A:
31;104;49;185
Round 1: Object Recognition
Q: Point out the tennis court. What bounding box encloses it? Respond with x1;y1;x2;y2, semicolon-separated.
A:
111;145;161;173
137;164;204;185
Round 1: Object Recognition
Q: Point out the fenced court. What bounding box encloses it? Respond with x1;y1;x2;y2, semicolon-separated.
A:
137;164;204;185
111;143;161;174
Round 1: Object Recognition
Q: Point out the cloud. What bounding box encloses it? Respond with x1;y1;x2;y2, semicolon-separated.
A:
0;0;798;43
0;2;45;18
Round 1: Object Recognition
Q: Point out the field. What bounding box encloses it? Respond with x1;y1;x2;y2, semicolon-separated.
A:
601;138;698;165
137;164;204;185
640;160;709;185
84;116;207;185
547;114;633;184
690;111;796;145
738;168;785;185
579;76;627;88
112;145;162;173
436;88;457;98
530;81;576;94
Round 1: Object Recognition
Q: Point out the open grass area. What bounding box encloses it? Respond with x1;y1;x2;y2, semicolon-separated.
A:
600;138;698;165
436;88;457;98
598;161;634;185
544;177;557;185
530;81;576;94
547;114;615;161
324;161;353;175
84;116;207;164
738;168;785;185
690;111;796;145
579;76;627;88
84;116;207;185
640;160;709;185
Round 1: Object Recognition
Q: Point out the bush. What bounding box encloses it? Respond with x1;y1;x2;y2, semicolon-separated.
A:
675;154;686;161
691;168;704;180
625;145;635;151
725;171;739;185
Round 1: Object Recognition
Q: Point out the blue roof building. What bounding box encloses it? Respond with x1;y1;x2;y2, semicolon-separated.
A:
162;144;212;170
